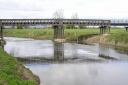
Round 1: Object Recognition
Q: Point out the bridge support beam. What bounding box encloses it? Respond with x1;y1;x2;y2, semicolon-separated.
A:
0;24;4;48
53;25;64;42
100;26;105;34
100;26;110;34
125;27;128;32
108;26;111;33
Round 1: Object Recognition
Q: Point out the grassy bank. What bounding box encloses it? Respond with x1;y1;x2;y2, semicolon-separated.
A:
109;29;128;45
86;28;128;48
3;28;128;47
0;48;39;85
4;29;54;40
64;29;99;40
3;28;99;41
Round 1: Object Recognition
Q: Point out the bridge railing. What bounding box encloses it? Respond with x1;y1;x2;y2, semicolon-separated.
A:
0;19;111;26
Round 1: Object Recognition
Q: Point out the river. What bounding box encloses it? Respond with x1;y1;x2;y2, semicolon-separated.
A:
4;37;128;85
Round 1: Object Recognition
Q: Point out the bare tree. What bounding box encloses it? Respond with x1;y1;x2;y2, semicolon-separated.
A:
68;13;79;29
71;13;79;19
71;13;85;29
53;9;64;19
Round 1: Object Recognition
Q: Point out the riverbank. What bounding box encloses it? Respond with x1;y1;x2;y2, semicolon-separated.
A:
3;28;128;48
0;48;39;85
3;28;99;41
86;29;128;49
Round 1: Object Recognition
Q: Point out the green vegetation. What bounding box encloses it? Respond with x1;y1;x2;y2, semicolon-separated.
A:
109;28;128;45
3;28;128;46
0;48;38;85
64;29;99;40
2;28;127;84
4;28;99;40
4;29;54;40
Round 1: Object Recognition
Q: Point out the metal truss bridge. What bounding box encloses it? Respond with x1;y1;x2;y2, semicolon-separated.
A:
0;18;128;47
0;19;111;44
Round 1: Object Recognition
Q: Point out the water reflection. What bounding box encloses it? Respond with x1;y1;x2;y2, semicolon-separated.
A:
26;62;128;85
54;42;64;62
98;44;117;60
4;37;128;63
99;43;110;57
3;37;128;85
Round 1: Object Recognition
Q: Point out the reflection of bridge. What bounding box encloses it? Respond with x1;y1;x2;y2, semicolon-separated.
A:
17;42;65;63
16;42;116;64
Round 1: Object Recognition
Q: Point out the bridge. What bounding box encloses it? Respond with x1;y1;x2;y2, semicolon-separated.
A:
111;19;128;26
1;19;128;26
1;19;128;43
0;19;110;42
2;18;128;47
0;19;110;26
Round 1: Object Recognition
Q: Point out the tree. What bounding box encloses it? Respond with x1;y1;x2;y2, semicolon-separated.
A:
71;13;85;29
53;9;64;19
68;13;79;29
71;13;79;19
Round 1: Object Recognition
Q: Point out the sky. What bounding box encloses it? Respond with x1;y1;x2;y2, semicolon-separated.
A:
0;0;128;19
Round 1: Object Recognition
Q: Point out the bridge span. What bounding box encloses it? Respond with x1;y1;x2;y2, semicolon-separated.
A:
0;19;111;45
0;19;110;41
0;19;110;26
1;18;128;47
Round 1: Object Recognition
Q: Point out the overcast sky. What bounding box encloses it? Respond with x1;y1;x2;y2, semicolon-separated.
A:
0;0;128;19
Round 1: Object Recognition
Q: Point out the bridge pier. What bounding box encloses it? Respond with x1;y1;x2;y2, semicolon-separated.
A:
0;21;4;48
108;26;111;33
53;25;65;42
17;24;24;29
125;27;128;32
0;24;4;48
100;26;110;34
100;26;105;34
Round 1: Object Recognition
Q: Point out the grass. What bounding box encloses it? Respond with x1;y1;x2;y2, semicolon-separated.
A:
0;48;38;85
4;28;54;40
64;29;99;40
4;28;99;40
108;28;128;44
1;28;100;85
3;27;128;45
1;28;128;84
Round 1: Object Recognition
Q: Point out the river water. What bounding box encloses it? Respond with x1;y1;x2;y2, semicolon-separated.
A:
4;37;128;85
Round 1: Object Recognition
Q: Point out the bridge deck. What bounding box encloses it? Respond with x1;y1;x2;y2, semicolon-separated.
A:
0;19;111;26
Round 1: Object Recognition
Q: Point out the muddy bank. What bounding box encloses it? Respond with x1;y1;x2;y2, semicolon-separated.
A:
85;34;108;44
85;34;128;51
18;63;40;85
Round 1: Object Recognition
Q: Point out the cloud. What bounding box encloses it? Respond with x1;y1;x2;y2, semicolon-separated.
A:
0;0;128;19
